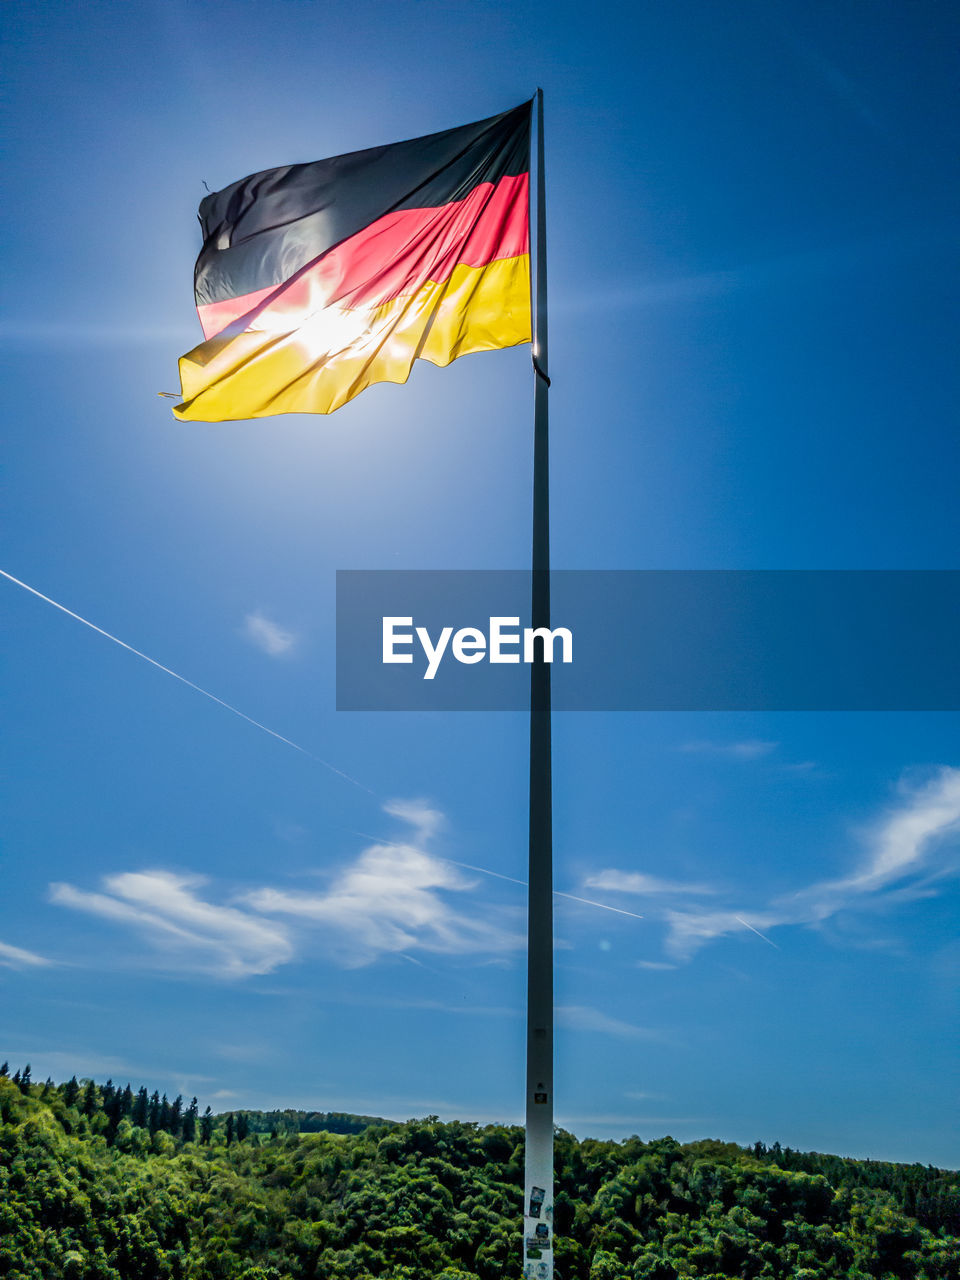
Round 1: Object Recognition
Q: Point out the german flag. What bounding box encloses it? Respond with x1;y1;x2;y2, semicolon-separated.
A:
173;102;532;421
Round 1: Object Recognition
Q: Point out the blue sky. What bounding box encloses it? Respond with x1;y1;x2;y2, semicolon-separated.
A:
2;0;958;1167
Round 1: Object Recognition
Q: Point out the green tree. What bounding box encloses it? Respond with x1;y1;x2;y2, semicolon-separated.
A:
132;1086;149;1127
80;1078;98;1115
182;1096;199;1143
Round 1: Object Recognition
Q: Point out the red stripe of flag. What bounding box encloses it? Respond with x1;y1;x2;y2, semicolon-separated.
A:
198;172;529;340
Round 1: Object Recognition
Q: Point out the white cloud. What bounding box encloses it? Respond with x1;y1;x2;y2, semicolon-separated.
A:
662;909;782;961
44;801;521;976
242;611;297;657
635;960;677;971
590;767;960;963
558;1111;706;1129
0;939;51;970
585;870;717;897
383;798;445;842
274;820;308;844
214;1042;275;1063
244;798;521;966
248;839;522;966
383;998;519;1018
556;1006;665;1040
815;767;960;899
679;739;778;760
49;871;294;978
0;1048;142;1083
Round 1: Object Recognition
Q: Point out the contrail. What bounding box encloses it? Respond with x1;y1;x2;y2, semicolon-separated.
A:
735;915;780;949
555;890;644;921
4;565;648;928
1;568;371;793
347;840;645;923
447;858;527;888
434;858;645;922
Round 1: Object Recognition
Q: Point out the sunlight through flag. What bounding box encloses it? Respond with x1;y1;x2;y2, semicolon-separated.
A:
172;104;531;421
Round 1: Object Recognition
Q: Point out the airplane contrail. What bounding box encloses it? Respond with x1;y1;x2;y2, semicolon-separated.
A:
346;839;645;923
1;568;371;793
554;890;644;921
441;859;645;921
734;915;780;949
3;566;646;928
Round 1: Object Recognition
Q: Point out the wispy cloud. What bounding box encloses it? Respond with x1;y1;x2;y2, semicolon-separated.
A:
662;909;783;961
556;1006;665;1040
48;802;522;977
242;611;298;658
246;799;522;965
382;798;445;842
679;739;779;760
49;872;294;978
274;819;308;844
248;809;522;966
213;1042;277;1064
555;226;952;320
781;27;883;132
383;998;519;1019
585;870;717;897
590;767;960;963
781;767;960;917
0;940;53;970
0;569;362;789
0;1048;217;1097
558;1112;707;1130
0;320;198;347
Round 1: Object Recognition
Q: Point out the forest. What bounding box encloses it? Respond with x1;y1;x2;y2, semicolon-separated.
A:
1;1065;957;1279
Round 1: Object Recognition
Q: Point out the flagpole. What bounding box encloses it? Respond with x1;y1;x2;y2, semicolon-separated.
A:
523;86;554;1280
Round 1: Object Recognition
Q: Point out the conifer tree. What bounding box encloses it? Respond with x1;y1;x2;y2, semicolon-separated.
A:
199;1105;213;1145
81;1079;98;1116
63;1075;80;1107
17;1065;32;1096
182;1097;199;1143
225;1113;235;1146
132;1086;149;1127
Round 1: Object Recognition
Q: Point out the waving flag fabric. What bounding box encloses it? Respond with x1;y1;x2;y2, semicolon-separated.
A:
173;103;531;420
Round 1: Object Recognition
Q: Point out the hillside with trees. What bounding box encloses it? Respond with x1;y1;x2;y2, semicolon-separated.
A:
0;1065;957;1279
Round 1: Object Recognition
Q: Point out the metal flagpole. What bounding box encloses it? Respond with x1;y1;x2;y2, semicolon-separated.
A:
523;86;554;1280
